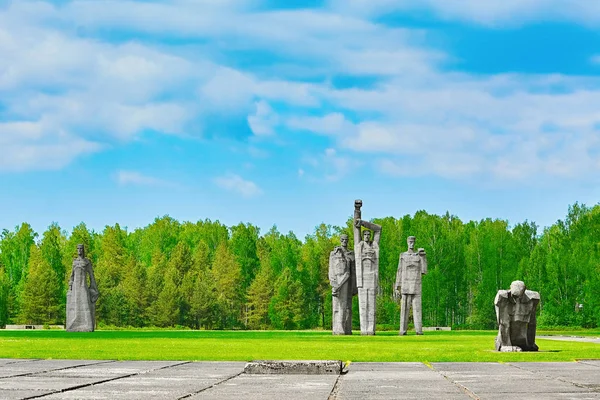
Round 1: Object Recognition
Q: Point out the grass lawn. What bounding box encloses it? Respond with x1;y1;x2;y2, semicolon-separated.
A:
0;330;598;362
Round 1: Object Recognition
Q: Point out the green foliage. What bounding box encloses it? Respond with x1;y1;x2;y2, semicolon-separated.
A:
1;203;600;329
18;245;60;324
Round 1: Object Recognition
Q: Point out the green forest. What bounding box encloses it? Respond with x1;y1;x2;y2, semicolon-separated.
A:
1;202;599;330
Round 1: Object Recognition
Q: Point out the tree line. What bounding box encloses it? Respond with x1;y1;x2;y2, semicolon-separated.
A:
0;203;599;330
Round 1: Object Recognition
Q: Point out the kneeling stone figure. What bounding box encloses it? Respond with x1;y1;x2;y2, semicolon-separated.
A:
494;280;540;352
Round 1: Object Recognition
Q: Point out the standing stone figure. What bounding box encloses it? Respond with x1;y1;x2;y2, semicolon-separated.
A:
66;244;99;332
353;200;382;336
495;280;540;352
395;236;428;335
329;234;356;335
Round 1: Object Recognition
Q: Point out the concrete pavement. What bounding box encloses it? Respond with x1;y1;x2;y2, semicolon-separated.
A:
0;358;599;399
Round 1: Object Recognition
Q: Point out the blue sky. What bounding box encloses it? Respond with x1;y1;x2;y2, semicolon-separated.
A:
1;0;600;238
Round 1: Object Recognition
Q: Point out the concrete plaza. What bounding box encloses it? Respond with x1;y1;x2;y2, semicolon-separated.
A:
0;358;599;399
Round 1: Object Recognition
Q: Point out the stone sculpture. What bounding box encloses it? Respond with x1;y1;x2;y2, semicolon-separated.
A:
494;280;540;352
395;236;428;335
66;244;99;332
329;234;356;335
353;200;382;335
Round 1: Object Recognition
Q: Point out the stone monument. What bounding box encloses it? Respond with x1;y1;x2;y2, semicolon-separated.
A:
329;234;356;335
66;244;99;332
494;280;540;352
395;236;428;335
353;200;382;335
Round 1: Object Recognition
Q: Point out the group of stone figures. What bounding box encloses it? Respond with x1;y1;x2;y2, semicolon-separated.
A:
65;201;540;352
329;200;541;352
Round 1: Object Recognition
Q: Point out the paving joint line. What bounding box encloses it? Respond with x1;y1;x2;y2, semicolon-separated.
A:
326;372;344;400
426;362;480;400
577;360;600;368
0;359;42;366
177;370;244;399
0;360;115;380
22;360;192;399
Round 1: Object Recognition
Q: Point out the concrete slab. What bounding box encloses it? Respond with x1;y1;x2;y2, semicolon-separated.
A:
0;359;109;378
39;361;245;400
538;335;600;344
0;376;100;391
37;360;183;378
245;360;342;375
190;374;338;400
509;361;600;390
0;359;38;367
0;389;55;399
334;362;469;400
432;361;589;397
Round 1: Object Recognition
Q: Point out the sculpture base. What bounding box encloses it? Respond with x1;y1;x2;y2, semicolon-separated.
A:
499;346;523;352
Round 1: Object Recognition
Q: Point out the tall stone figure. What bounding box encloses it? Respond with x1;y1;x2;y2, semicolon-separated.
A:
495;280;540;352
329;234;356;335
353;200;382;335
395;236;428;335
66;244;99;332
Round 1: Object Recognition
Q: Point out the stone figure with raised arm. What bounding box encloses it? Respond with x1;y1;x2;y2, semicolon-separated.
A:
353;200;382;336
395;236;428;335
66;244;99;332
495;280;540;352
329;234;356;335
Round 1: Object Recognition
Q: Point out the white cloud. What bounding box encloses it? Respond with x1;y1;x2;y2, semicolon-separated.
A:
2;0;600;187
116;170;174;187
248;101;278;136
0;121;102;171
214;174;262;198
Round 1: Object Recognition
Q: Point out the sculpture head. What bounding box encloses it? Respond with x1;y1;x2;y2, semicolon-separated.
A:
340;234;349;249
407;236;416;251
363;230;371;242
510;280;526;298
77;244;85;258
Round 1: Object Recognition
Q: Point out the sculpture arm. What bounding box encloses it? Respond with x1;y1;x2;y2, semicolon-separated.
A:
527;292;540;350
494;291;511;348
394;254;403;290
69;263;75;290
328;251;335;284
354;243;363;288
87;260;99;303
419;249;428;275
358;220;382;244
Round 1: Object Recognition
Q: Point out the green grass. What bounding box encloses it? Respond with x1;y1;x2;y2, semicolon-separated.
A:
0;330;598;362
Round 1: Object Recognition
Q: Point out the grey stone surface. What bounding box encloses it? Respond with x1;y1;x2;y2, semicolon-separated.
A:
509;362;600;389
0;389;55;399
244;360;342;375
1;359;600;399
329;235;355;335
353;199;382;336
0;359;106;378
395;236;428;335
539;335;600;344
66;244;99;333
190;374;338;400
495;280;540;352
431;361;591;398
335;362;468;400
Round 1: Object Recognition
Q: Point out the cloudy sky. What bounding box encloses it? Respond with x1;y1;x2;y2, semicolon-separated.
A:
1;0;600;237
